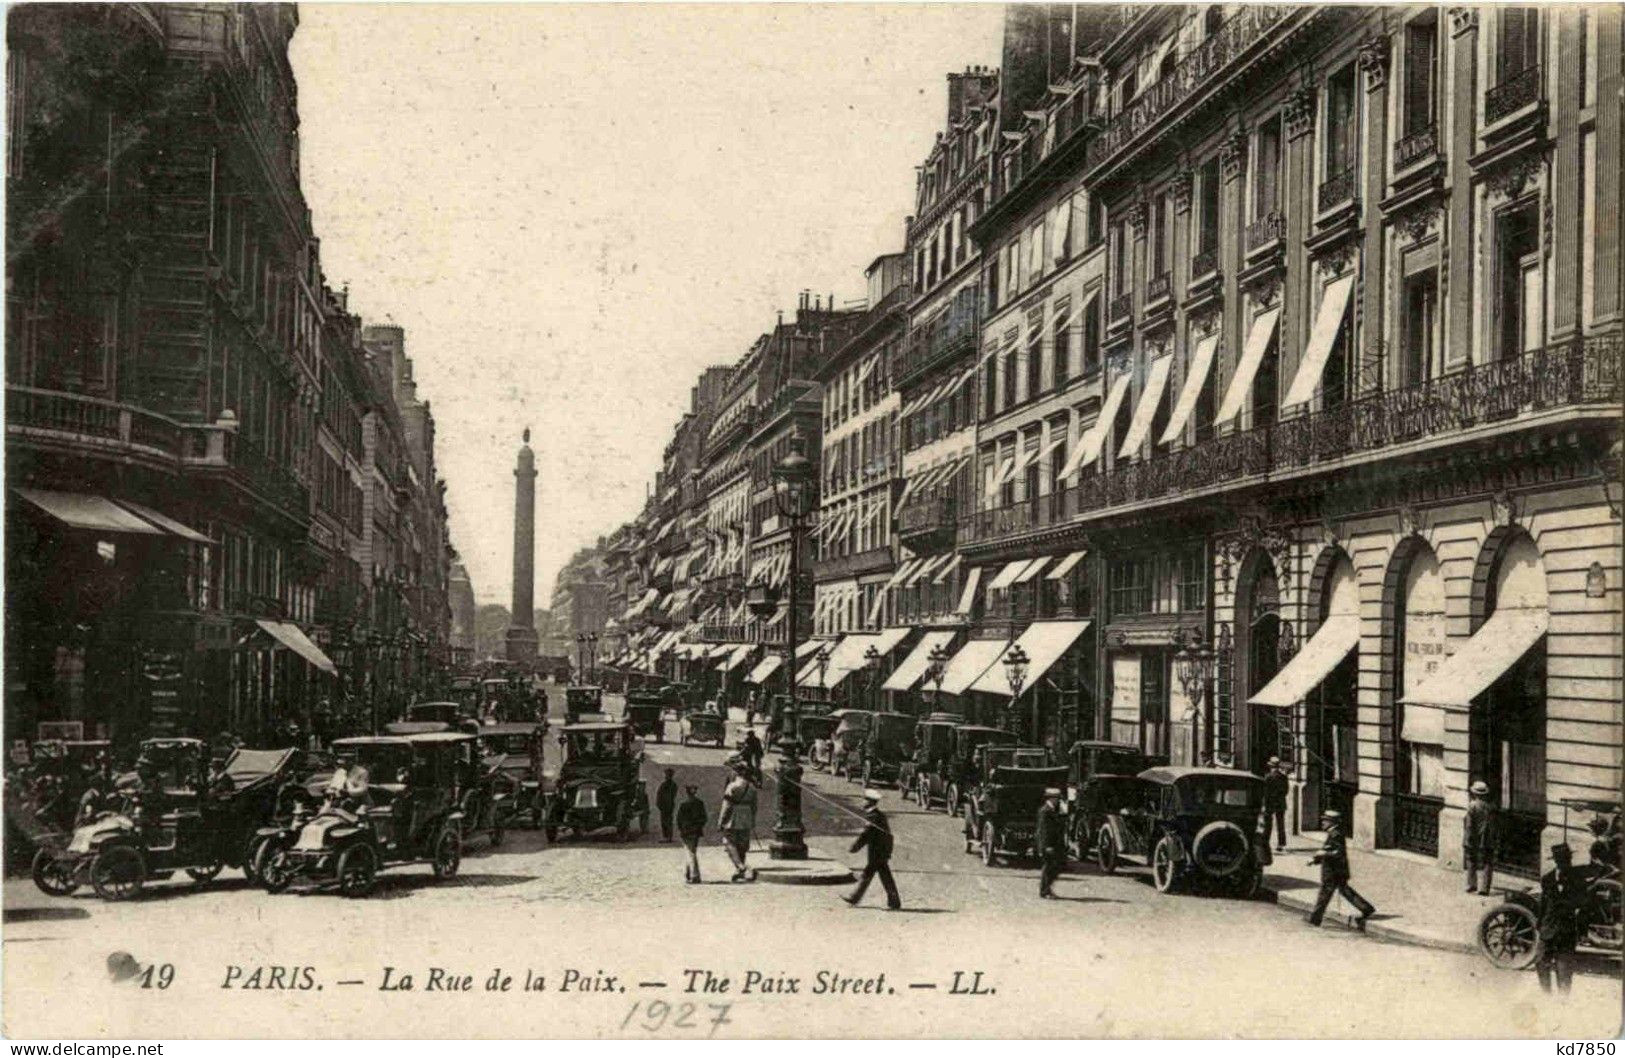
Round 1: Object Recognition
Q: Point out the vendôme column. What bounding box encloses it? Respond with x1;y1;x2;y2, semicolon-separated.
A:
504;428;540;665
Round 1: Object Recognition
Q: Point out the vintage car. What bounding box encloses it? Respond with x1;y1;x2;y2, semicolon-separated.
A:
10;739;115;844
963;763;1071;867
900;713;959;802
256;733;469;896
680;707;727;748
623;694;668;743
961;745;1050;844
829;710;877;779
852;712;919;787
404;701;480;735
565;685;606;723
1065;741;1166;856
33;742;300;900
447;675;482;717
796;713;840;769
1094;766;1267;897
477;723;548;828
546;721;649;841
917;725;1016;815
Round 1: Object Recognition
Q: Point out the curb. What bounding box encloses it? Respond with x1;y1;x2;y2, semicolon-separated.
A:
1261;880;1478;955
752;844;855;886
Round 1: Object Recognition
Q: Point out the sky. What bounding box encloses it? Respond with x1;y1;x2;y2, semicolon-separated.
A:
290;3;1005;608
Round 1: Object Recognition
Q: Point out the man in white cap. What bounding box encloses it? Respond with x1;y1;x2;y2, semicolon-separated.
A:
1463;779;1499;894
1036;787;1068;898
844;789;901;910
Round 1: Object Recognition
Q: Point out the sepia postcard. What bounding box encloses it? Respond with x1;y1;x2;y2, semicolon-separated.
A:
2;1;1621;1041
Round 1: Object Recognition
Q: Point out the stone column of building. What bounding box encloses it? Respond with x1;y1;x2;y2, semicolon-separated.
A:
505;429;540;664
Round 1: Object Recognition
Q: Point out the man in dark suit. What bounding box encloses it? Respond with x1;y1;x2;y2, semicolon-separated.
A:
655;768;678;843
1536;843;1586;993
1036;787;1068;898
676;785;707;883
844;790;901;910
1463;779;1499;894
1307;810;1375;928
1262;756;1289;851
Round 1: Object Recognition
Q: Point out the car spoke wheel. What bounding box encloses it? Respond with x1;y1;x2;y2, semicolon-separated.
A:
1477;904;1541;969
1152;835;1182;894
31;848;77;896
1096;826;1120;873
258;844;293;894
431;827;462;879
981;822;998;867
336;844;378;897
90;846;145;901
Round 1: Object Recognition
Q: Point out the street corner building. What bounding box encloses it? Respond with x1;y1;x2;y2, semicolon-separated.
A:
5;5;461;748
599;3;1622;888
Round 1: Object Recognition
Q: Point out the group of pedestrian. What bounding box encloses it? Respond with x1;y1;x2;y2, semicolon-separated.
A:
651;754;763;886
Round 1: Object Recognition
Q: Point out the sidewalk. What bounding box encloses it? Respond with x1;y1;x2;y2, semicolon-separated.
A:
689;837;855;886
1261;831;1506;954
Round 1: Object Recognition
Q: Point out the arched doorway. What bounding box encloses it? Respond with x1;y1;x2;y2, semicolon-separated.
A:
1308;551;1360;823
1236;551;1283;772
1472;533;1548;877
1392;544;1446;855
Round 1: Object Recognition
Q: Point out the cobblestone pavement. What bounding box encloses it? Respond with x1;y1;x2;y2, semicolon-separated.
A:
3;690;1618;1038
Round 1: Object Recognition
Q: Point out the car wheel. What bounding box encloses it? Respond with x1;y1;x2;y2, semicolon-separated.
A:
1478;902;1542;969
257;842;293;894
31;848;77;897
981;822;999;867
186;861;223;884
947;784;960;817
1152;834;1182;894
431;827;462;880
89;845;146;901
1095;826;1118;874
337;844;379;897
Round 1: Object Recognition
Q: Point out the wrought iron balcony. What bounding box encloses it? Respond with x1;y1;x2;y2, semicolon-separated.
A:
898;494;957;545
1146;272;1173;304
1245;211;1285;254
1317;166;1357;212
812;546;894;582
1393;125;1438;170
1108;291;1134;323
960;489;1073;545
1190;247;1219;281
1485;65;1542;125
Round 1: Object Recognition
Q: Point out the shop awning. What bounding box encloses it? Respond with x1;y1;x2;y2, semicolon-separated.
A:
1280;274;1354;411
938;637;1011;696
1214;305;1281;427
1248;614;1360;708
885;558;920;590
955;567;983;614
746;653;784;684
115;501;212;544
716;643;757;672
1066;372;1133;475
986;559;1030;591
933;554;962;584
1402;608;1549;710
15;488;165;535
1118;355;1174;458
906;554;950;587
883;630;958;691
1160;332;1219;446
970;620;1091;696
255;619;338;675
868;626;911;659
822;632;884;690
1046;550;1087;580
1014;556;1052;584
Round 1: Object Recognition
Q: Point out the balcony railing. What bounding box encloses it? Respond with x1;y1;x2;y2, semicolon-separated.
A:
962;335;1619;547
1317;166;1357;212
1146;272;1172;304
1485;65;1542;125
1393;124;1438;170
812;546;894;581
1084;5;1294;174
1245;211;1285;254
9;385;184;457
898;494;957;539
1190;247;1219;281
1108;291;1134;323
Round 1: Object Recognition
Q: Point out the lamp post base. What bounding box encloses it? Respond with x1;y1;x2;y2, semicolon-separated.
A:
769;825;808;860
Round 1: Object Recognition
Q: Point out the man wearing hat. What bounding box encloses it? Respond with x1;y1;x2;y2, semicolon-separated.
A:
1262;757;1289;851
1536;843;1586;993
1036;787;1068;898
718;759;758;883
845;790;901;910
1308;810;1376;928
1463;779;1499;894
676;784;707;883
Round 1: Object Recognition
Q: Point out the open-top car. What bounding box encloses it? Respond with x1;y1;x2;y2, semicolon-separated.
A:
963;763;1070;866
796;713;839;769
546;721;649;841
918;725;1015;815
680;707;727;748
623;694;667;743
255;733;470;897
829;710;876;779
1094;766;1267;897
901;713;959;802
33;742;300;900
1065;741;1165;857
851;712;918;787
565;685;606;723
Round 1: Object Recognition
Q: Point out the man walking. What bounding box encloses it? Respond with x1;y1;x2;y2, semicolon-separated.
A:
1307;810;1375;929
1463;779;1499;894
718;760;758;883
655;767;679;843
844;790;901;910
676;784;707;883
742;728;765;777
1036;787;1068;898
1536;843;1585;993
1262;756;1289;851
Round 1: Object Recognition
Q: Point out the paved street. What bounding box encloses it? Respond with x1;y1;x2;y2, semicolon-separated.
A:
3;689;1618;1038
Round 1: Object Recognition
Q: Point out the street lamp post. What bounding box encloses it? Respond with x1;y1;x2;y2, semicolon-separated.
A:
1173;626;1217;765
768;437;815;860
926;643;950;714
1003;644;1030;738
864;643;882;712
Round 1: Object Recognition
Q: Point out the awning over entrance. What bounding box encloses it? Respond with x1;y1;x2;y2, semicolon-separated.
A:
969;620;1091;696
746;653;784;685
116;500;213;544
1214;305;1282;427
716;643;756;672
15;488;166;535
1280;273;1354;411
1117;355;1174;457
1402;607;1549;710
1160;332;1219;445
883;630;958;692
938;637;1010;696
868;626;911;659
800;633;883;691
255;619;338;675
1248;614;1360;708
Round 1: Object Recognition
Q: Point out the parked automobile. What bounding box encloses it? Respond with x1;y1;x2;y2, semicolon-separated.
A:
796;713;839;769
623;695;667;743
1065;741;1165;857
962;744;1051;847
476;723;548;829
565;685;606;724
963;763;1070;867
680;707;727;748
404;701;480;735
852;712;918;787
901;713;959;802
1094;767;1267;897
33;742;300;900
256;733;469;896
828;710;876;779
917;725;1015;815
10;739;114;845
447;675;481;718
546;721;649;842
